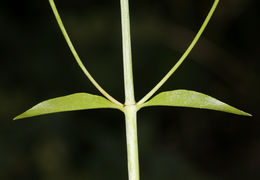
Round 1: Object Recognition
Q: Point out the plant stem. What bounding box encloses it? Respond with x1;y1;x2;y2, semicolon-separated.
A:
49;0;123;107
137;0;219;105
124;105;140;180
120;0;135;105
120;0;140;179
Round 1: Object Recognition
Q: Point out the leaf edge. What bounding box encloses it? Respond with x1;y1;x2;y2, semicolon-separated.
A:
138;90;252;117
13;93;123;120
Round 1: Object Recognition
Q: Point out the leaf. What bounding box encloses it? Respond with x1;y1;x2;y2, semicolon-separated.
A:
14;93;123;120
140;90;251;116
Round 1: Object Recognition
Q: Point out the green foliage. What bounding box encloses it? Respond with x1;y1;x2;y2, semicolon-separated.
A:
14;0;250;121
14;0;251;179
139;90;251;116
14;93;122;120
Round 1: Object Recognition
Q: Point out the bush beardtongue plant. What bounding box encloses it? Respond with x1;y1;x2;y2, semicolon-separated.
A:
14;0;251;179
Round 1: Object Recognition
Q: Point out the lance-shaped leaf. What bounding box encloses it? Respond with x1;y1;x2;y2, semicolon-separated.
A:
14;93;123;120
139;90;251;116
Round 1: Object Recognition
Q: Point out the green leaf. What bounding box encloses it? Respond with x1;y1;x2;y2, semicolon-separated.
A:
140;90;251;116
14;93;123;120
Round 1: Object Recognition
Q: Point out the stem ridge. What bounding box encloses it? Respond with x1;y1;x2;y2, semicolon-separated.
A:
120;0;136;105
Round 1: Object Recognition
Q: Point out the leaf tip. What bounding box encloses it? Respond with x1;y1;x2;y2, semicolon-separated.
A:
13;114;23;120
244;112;252;117
13;116;19;120
235;109;252;117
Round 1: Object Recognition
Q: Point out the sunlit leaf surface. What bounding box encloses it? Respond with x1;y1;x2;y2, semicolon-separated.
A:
140;90;251;116
14;93;122;120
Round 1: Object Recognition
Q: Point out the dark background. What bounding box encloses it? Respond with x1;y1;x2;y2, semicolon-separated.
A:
1;0;259;179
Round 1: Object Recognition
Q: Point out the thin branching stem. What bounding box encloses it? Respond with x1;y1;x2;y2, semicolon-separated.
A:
49;0;123;107
137;0;219;105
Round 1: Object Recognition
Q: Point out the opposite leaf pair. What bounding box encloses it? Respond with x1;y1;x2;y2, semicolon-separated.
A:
14;89;251;120
14;0;251;120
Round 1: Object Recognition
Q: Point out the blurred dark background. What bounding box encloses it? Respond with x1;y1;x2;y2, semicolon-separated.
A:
1;0;259;179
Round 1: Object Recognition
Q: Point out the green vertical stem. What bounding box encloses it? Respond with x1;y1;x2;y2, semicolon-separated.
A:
120;0;139;179
124;105;140;180
120;0;135;105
